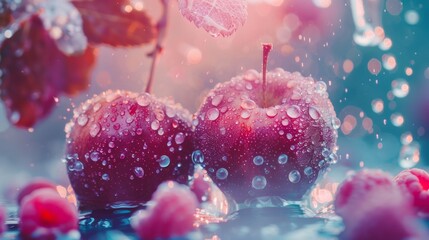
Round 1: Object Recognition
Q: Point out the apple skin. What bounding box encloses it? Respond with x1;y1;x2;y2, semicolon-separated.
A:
65;90;193;211
193;69;339;203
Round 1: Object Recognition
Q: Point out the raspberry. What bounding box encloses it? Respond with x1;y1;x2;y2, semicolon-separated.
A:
394;168;429;214
132;181;198;239
17;178;57;206
19;188;78;239
0;205;5;236
334;169;425;240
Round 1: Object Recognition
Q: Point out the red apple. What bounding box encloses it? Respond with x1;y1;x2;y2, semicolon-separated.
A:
65;90;193;210
193;45;338;203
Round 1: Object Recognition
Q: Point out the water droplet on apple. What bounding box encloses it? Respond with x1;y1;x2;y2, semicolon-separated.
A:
266;107;278;117
278;154;288;164
241;99;257;110
241;110;251;119
90;151;100;162
77;114;89;126
304;167;313;176
136;94;150;107
89;123;101;137
158;155;170;167
211;95;224;106
175;132;185;144
207;108;220;121
288;170;301;183
281;119;289;126
253;156;264;166
93;103;101;112
192;150;204;164
309;106;321;120
134;167;144;178
102;173;110;181
216;168;228;180
151;120;160;130
286;105;301;118
252;176;267;189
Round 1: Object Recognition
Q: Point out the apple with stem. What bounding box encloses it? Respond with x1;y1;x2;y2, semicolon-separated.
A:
193;44;339;204
65;3;194;211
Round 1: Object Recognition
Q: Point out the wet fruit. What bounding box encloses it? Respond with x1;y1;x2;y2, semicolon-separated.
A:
394;168;429;214
193;45;338;203
65;90;193;210
17;178;57;206
132;181;198;240
334;169;425;240
19;188;78;239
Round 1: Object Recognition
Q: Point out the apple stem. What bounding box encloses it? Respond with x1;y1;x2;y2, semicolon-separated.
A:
262;43;272;107
145;0;169;93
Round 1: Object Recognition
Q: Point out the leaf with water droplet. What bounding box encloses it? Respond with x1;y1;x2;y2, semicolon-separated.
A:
178;0;248;37
72;0;156;46
0;16;95;128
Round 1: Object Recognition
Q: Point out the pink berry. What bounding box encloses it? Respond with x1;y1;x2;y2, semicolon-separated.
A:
335;169;425;240
132;181;198;239
65;90;193;210
19;188;78;239
0;205;5;236
394;168;429;214
194;65;338;203
17;178;57;206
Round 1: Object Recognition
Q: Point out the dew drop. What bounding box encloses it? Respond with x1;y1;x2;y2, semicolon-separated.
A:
158;155;170;168
216;168;228;180
102;173;110;181
266;108;278;117
90;151;100;162
77;114;89;126
304;167;313;176
252;176;267;189
278;154;288;164
108;141;115;148
286;133;293;140
134;167;144;178
175;132;185;144
93;103;101;112
74;161;84;172
241;99;257;110
89;123;101;137
281;119;289;126
288;170;301;183
309;107;320;120
286;105;301;118
136;94;151;107
211;95;224;106
207;108;220;121
151;120;160;130
253;156;264;166
192;150;204;164
241;110;251;119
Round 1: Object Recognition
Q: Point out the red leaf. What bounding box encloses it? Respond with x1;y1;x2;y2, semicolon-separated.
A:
0;15;96;128
72;0;156;47
178;0;248;37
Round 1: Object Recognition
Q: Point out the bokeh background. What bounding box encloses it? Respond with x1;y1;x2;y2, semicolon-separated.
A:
0;0;428;210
